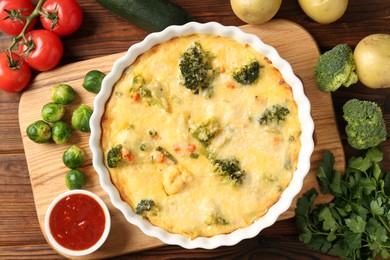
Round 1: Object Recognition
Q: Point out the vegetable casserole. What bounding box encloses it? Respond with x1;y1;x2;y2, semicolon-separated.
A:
100;33;302;239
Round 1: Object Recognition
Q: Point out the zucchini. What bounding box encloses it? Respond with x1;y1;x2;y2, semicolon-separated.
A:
96;0;192;32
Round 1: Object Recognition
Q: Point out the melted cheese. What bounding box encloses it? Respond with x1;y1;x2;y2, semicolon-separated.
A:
101;34;301;239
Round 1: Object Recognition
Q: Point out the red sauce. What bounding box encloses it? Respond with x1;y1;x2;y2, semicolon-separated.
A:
49;193;106;251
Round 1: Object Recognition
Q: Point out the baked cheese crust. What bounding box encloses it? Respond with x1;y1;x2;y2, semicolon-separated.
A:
101;34;301;239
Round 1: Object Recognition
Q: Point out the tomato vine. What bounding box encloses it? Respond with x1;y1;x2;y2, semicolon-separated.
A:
5;0;45;64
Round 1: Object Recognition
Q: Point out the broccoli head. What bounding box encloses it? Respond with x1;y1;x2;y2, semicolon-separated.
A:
314;44;358;92
190;119;220;147
179;42;214;94
233;61;261;85
107;144;123;168
135;199;158;216
343;99;387;150
258;104;290;125
212;157;245;185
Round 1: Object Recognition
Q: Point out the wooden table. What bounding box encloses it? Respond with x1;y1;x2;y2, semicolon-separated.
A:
0;0;388;259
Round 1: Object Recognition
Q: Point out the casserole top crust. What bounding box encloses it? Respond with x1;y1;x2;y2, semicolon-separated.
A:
101;34;301;239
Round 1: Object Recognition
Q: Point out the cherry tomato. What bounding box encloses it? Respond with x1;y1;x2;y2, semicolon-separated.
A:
0;52;31;92
40;0;83;36
19;30;63;71
0;0;36;36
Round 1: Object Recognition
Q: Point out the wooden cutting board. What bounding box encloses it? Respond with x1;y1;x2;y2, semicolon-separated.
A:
19;20;345;259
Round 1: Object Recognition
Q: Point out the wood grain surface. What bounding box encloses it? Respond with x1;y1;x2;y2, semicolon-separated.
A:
1;0;389;259
18;20;344;259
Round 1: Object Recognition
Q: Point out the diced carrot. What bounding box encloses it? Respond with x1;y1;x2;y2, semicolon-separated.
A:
220;67;226;73
187;144;196;152
273;136;281;146
154;152;165;163
227;82;236;89
123;152;135;162
131;92;141;102
174;147;181;153
121;148;135;162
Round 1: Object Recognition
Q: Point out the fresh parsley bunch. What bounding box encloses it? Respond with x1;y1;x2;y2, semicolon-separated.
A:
295;147;390;259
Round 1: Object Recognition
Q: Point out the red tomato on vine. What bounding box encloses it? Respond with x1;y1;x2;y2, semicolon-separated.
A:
19;30;63;71
0;52;31;92
0;0;36;36
40;0;83;36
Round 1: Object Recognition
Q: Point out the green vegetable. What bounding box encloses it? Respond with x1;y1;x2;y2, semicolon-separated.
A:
51;84;76;105
65;169;86;190
139;86;169;111
135;199;158;216
96;0;192;32
139;142;148;151
71;104;93;132
314;44;358;92
62;145;85;169
156;146;177;164
26;120;52;143
343;99;387;150
179;42;215;96
190;152;199;159
295;147;390;260
258;104;290;125
51;121;72;144
212;157;245;185
148;130;158;138
107;144;123;168
205;214;229;226
190;119;219;147
82;70;106;94
233;60;261;85
41;102;65;123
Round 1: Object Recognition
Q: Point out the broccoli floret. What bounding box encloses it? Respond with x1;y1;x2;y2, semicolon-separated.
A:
107;144;122;168
205;214;229;226
190;119;220;147
258;105;290;125
179;42;214;94
233;61;261;85
343;99;387;150
314;44;358;92
135;199;158;216
212;157;245;185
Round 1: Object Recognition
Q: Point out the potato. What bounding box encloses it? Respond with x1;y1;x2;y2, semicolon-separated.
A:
354;34;390;88
298;0;348;24
230;0;282;24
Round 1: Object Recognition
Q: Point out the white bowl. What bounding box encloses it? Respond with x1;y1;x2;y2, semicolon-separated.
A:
45;189;111;256
89;21;314;249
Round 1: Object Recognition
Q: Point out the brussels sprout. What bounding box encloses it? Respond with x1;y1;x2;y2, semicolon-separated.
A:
26;120;52;143
82;70;106;93
51;84;76;105
51;121;72;144
41;102;65;122
62;145;85;169
71;104;93;132
65;169;86;190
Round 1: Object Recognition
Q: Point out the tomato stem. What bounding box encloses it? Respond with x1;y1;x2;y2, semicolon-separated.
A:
5;0;45;64
39;4;59;30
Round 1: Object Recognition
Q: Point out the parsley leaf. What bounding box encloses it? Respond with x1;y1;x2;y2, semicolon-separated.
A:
295;147;390;259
